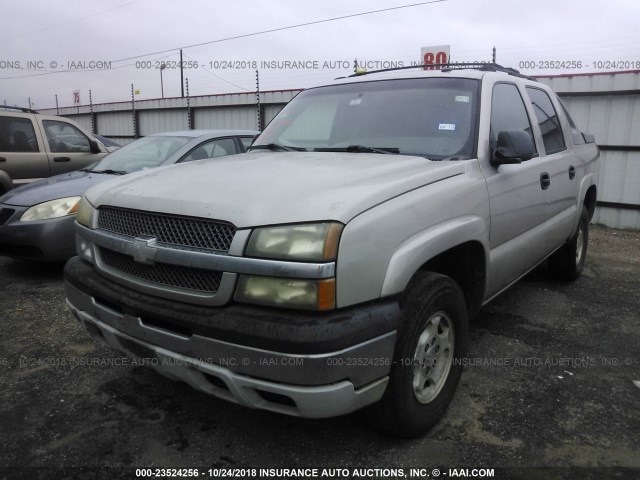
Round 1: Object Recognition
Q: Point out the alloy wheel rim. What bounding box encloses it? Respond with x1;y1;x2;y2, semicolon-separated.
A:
412;311;454;404
576;224;584;265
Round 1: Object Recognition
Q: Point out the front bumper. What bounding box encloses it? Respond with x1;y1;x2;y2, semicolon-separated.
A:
0;204;76;261
64;257;401;418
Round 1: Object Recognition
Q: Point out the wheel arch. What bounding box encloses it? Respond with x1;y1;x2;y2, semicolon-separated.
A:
0;170;15;197
380;216;488;319
584;184;597;221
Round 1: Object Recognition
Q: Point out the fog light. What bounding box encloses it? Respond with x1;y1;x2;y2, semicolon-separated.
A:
76;234;94;263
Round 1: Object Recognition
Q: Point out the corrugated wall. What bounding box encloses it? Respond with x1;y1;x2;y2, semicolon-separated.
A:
538;71;640;229
95;111;135;137
139;110;189;136
194;106;257;130
40;89;298;142
263;105;285;127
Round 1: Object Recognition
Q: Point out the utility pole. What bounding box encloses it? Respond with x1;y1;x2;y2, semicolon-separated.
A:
131;84;138;138
89;89;95;134
160;63;166;98
492;46;496;63
180;49;185;98
256;70;261;131
186;78;192;129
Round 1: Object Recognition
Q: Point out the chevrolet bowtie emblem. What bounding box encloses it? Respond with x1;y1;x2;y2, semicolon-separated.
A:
131;236;158;265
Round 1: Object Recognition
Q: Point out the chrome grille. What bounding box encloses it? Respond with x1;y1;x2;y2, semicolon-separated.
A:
97;207;236;252
100;248;222;293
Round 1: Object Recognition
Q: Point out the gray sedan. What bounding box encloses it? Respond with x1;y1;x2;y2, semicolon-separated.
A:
0;129;257;261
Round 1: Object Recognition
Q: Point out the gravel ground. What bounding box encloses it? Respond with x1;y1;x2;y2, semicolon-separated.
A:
0;224;638;479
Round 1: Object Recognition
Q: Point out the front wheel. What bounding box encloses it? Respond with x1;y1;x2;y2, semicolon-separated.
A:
367;272;468;438
548;206;589;281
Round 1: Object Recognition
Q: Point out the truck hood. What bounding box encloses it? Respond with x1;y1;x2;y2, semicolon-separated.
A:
1;170;121;207
84;151;466;227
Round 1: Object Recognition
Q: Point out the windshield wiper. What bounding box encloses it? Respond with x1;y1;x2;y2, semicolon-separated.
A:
81;168;127;175
314;145;399;154
249;143;306;152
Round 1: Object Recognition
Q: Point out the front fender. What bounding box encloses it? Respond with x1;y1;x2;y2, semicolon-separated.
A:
0;170;15;197
380;216;489;297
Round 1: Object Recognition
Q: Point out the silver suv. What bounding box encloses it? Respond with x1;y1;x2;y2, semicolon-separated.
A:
64;64;599;437
0;106;108;195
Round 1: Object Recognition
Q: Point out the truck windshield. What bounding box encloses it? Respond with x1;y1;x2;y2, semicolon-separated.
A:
253;77;479;160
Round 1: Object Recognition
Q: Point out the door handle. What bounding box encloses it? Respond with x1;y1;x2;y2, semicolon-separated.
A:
0;157;6;162
540;172;550;190
53;157;71;162
568;165;576;180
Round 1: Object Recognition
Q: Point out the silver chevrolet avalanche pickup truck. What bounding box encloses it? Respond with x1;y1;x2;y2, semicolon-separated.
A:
64;64;599;437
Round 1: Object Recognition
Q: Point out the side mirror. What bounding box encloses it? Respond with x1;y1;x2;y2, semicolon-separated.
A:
491;130;535;166
89;139;101;154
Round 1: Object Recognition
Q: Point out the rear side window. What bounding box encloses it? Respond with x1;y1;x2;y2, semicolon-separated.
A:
526;87;567;154
490;83;536;155
558;100;585;145
42;120;92;153
181;138;237;162
0;116;38;152
239;136;254;151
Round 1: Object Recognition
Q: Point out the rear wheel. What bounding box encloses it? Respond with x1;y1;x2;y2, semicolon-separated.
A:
548;206;589;281
367;272;468;438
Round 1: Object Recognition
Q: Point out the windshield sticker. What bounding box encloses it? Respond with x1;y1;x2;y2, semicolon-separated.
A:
348;98;362;106
439;123;456;131
455;95;470;102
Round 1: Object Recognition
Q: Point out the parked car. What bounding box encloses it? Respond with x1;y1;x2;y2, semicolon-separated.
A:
0;129;257;261
0;106;109;196
64;64;598;437
94;135;121;153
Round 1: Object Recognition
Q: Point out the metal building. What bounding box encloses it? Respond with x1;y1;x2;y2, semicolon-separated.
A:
538;71;640;230
41;90;300;146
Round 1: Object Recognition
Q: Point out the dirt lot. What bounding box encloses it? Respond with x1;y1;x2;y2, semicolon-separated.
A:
0;225;638;479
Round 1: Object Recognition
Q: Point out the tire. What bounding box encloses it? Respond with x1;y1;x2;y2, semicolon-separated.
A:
548;206;589;281
367;272;468;438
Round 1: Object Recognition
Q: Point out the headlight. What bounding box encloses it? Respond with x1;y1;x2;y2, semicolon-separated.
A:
75;196;94;228
20;196;81;222
235;276;335;311
246;222;343;261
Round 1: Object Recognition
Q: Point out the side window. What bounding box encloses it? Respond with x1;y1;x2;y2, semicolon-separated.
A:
181;138;237;162
42;120;91;153
526;87;567;154
558;100;585;145
239;136;254;151
0;116;38;152
490;83;536;155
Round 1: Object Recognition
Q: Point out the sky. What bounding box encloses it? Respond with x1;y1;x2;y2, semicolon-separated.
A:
1;0;640;109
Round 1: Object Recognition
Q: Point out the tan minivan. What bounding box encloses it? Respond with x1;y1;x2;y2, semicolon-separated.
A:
0;106;108;195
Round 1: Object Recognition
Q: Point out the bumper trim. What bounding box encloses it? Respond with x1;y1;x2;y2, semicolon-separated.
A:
68;299;389;418
64;256;401;356
65;280;396;388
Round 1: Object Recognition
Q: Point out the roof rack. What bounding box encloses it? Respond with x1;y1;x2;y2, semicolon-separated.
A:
0;105;39;114
348;62;537;81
